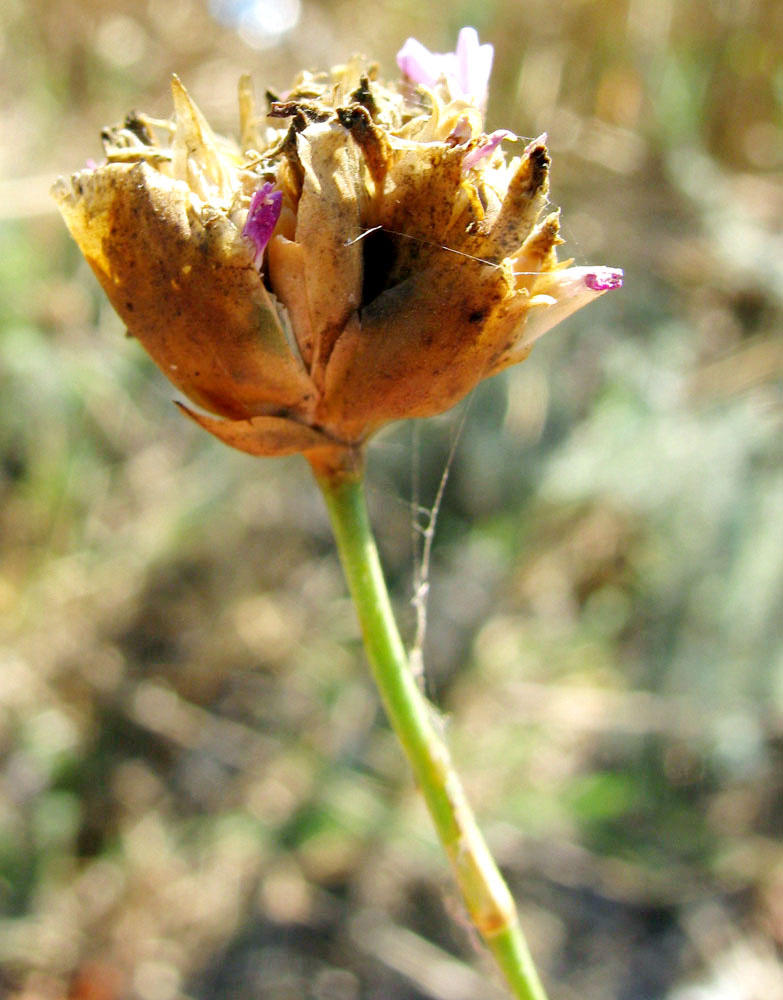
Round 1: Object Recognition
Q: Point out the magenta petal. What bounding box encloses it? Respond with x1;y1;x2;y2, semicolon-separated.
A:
243;182;283;265
584;268;624;291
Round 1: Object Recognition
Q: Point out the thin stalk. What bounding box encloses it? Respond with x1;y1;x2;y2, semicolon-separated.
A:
312;458;548;1000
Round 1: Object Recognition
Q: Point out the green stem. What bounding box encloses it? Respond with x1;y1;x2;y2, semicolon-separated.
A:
313;458;548;1000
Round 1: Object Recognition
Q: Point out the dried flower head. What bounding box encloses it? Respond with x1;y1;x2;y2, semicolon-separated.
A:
52;29;622;467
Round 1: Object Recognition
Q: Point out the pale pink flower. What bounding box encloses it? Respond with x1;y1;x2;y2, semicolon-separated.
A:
397;26;494;107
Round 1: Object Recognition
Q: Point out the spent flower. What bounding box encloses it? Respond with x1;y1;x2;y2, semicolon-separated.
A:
52;30;622;467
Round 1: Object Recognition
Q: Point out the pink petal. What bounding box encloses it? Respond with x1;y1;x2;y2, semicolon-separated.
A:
396;27;494;105
462;129;516;170
454;27;493;106
519;266;624;347
396;37;443;88
446;116;474;146
242;182;283;265
524;132;548;155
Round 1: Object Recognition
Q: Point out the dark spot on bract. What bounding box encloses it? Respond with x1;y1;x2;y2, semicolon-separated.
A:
361;228;397;307
124;113;154;146
349;76;378;118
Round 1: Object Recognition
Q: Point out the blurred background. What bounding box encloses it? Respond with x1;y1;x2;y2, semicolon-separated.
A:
1;0;781;998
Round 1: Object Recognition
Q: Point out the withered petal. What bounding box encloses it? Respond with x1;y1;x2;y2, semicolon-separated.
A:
176;403;339;457
511;210;562;288
294;123;365;382
465;139;550;262
170;75;236;203
52;163;317;421
267;235;315;367
238;73;262;154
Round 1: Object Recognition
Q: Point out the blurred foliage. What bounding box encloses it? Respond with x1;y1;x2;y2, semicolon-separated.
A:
1;0;782;999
